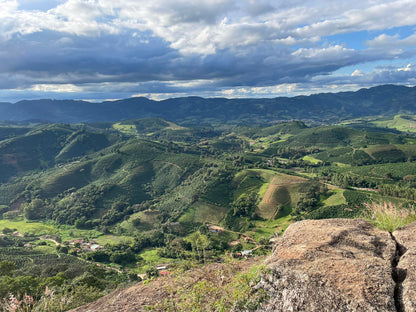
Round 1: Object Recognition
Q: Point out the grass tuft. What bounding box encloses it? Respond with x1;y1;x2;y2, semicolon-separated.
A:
362;202;416;232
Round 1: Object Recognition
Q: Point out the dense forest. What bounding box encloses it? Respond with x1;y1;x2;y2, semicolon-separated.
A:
1;105;416;310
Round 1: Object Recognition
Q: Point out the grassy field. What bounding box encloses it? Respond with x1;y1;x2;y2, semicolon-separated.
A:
323;189;346;206
0;219;56;235
251;214;293;240
0;219;106;241
232;169;277;200
303;155;322;164
112;123;139;136
192;202;227;224
178;202;227;225
138;249;175;273
371;115;416;133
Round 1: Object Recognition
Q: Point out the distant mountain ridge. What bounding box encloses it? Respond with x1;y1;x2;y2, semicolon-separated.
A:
1;84;415;125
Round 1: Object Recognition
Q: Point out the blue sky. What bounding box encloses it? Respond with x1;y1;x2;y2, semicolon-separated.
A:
0;0;415;102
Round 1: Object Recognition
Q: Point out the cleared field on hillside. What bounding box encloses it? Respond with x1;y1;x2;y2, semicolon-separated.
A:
112;123;138;136
372;115;416;133
177;201;227;226
257;173;308;219
323;189;346;206
193;201;227;224
303;155;322;164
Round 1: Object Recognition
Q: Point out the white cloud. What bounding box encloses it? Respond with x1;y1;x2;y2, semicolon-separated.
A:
0;0;18;16
0;0;415;101
351;69;364;76
2;0;416;52
366;34;400;47
30;83;83;92
398;64;412;72
366;32;416;50
292;45;354;59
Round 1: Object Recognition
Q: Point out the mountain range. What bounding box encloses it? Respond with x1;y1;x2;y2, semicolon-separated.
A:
1;84;415;125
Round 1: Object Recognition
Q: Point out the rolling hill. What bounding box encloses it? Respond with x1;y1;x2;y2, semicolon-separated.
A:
1;112;416;310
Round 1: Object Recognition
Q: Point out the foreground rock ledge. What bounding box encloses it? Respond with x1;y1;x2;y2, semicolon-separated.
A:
252;219;400;312
393;222;416;312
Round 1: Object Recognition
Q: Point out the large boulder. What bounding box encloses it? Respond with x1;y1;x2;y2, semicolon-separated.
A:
252;219;397;312
393;221;416;312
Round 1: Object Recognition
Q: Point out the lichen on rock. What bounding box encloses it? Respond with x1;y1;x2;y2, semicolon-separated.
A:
393;222;416;312
249;219;399;312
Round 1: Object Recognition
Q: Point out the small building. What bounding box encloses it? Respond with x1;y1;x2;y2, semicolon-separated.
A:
156;264;170;271
208;225;224;234
91;244;103;251
159;271;173;277
241;250;253;257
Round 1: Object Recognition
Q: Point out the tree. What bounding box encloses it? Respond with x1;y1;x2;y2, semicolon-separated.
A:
232;194;258;217
56;245;69;254
198;234;210;264
24;198;45;220
146;266;159;279
2;227;13;235
188;231;210;263
0;260;16;276
188;232;202;261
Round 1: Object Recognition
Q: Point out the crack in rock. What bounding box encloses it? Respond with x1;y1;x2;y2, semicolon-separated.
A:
390;232;408;312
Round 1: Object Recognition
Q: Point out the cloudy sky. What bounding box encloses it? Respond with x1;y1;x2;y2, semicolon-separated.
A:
1;0;416;102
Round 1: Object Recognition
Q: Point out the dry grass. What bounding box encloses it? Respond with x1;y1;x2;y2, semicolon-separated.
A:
362;202;416;232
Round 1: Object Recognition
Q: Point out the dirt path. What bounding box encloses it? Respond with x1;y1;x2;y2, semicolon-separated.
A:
38;236;123;274
162;161;184;171
77;257;123;274
45;238;61;246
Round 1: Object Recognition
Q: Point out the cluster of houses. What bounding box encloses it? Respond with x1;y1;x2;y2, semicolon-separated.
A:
208;224;255;258
68;239;104;253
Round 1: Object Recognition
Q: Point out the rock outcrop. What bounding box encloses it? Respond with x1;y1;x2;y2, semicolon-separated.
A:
251;219;412;312
393;222;416;312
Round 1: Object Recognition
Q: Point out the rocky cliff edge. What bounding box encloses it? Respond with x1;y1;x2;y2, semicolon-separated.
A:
251;218;415;312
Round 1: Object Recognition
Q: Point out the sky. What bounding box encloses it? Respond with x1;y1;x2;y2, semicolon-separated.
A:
0;0;416;102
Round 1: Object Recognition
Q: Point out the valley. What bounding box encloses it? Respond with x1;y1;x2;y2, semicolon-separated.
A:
1;95;416;310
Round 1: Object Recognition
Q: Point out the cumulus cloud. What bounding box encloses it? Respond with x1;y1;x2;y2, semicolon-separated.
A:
0;0;415;101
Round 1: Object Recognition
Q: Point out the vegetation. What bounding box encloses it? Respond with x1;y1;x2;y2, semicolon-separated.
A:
362;202;416;232
1;108;416;310
149;261;267;311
